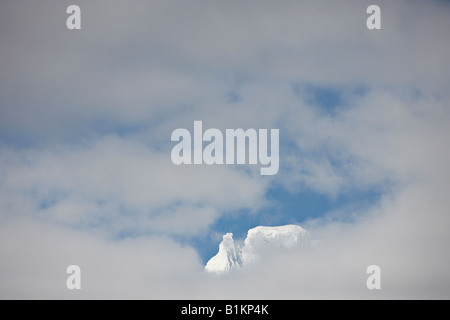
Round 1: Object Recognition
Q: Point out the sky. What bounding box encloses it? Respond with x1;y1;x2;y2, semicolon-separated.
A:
1;0;450;299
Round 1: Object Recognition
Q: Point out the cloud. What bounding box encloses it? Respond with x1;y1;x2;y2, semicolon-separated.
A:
2;0;449;140
0;134;268;237
0;0;450;299
0;219;204;299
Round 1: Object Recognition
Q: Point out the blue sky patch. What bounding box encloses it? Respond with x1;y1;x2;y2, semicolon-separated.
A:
292;82;370;115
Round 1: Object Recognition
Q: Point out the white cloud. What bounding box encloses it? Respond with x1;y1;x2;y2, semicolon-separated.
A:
1;0;450;299
0;219;203;299
0;134;268;237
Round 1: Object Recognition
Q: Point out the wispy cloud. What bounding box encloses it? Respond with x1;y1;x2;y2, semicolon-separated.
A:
1;0;450;298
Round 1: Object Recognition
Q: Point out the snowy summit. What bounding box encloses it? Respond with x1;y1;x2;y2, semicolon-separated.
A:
205;225;310;274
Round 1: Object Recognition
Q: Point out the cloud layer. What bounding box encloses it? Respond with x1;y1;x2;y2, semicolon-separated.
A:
1;0;450;298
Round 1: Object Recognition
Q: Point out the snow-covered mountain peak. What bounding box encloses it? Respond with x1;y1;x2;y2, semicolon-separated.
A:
204;233;242;274
205;225;310;274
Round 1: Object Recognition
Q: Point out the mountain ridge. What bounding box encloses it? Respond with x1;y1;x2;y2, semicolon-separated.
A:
205;224;310;274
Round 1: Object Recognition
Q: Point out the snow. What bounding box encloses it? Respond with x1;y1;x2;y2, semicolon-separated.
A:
205;225;310;274
204;233;242;274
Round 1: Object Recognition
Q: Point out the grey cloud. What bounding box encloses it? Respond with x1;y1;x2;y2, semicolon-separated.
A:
2;0;449;139
0;134;268;237
1;0;450;299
